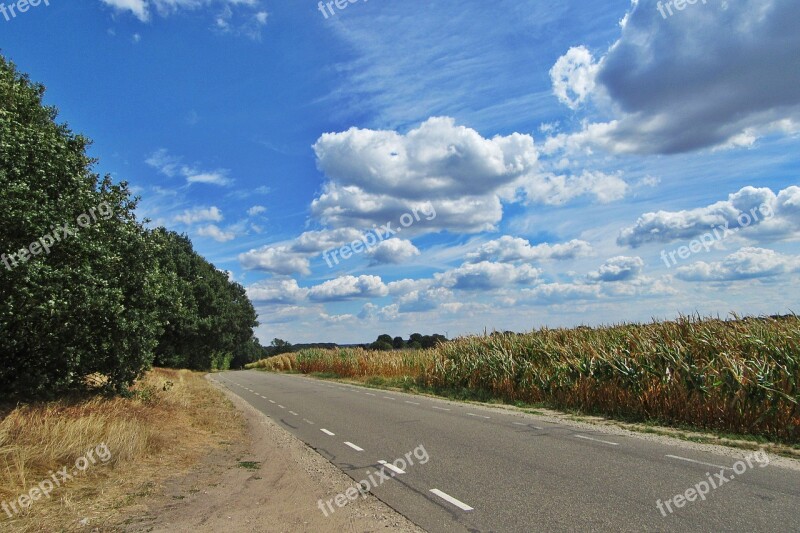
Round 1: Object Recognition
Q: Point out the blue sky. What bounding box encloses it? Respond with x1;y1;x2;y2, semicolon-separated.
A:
4;0;799;343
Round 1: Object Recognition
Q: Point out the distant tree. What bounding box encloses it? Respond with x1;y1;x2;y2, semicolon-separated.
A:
408;341;422;350
409;333;423;344
267;338;294;356
369;340;394;351
392;336;406;349
376;334;393;345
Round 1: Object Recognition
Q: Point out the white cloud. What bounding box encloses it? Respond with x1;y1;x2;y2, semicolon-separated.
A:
146;149;233;187
435;261;541;291
197;224;235;242
246;279;309;304
173;206;223;225
186;171;232;187
366;239;421;265
239;246;311;276
308;275;388;302
467;236;593;263
618;186;797;248
247;205;267;216
549;46;598;110
676;247;800;282
587;256;645;283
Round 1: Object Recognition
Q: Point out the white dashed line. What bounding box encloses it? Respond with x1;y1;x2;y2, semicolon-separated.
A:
574;434;619;446
432;406;451;411
365;393;376;397
467;413;490;419
303;419;314;425
289;411;299;416
378;460;405;475
268;400;275;404
278;405;286;409
321;429;335;436
665;455;731;470
405;401;421;405
344;442;364;452
383;396;396;400
430;489;474;511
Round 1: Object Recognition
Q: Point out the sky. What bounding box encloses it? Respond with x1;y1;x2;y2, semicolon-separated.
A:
3;0;799;344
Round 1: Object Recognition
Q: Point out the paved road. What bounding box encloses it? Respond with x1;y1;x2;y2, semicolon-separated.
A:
214;371;800;532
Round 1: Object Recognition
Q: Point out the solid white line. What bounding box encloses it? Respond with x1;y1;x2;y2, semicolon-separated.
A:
405;401;420;405
574;434;619;446
320;429;335;436
665;455;731;470
378;460;405;474
467;413;490;419
344;441;364;452
432;406;451;411
430;489;474;511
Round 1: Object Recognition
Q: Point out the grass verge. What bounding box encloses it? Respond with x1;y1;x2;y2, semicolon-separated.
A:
0;368;243;532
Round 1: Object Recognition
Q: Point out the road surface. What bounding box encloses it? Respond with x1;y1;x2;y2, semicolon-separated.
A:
214;371;800;532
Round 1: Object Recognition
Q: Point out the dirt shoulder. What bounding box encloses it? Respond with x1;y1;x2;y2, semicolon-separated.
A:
118;375;425;533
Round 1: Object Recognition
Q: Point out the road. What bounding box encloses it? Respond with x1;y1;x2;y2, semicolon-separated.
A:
214;370;800;532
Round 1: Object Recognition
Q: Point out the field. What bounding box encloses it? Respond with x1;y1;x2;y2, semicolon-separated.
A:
247;315;800;443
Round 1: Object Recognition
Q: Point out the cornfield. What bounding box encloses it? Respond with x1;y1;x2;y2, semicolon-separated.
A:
247;315;800;442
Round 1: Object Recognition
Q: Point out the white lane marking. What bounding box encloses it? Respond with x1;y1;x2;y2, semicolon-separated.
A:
289;411;299;416
278;405;286;409
321;429;335;436
303;419;314;425
344;442;364;452
268;400;276;404
378;460;405;475
405;401;420;405
467;413;490;419
513;422;543;429
365;393;376;396
430;489;474;511
665;455;731;470
383;396;396;400
574;434;619;446
432;406;451;411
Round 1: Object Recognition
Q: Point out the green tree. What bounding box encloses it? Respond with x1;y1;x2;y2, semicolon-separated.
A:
392;336;406;349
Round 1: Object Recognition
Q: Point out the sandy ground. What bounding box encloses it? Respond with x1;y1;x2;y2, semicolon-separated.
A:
117;377;425;533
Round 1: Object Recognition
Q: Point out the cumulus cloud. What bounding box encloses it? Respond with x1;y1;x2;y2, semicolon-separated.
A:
146;148;233;187
587;256;645;282
239;246;311;276
247;279;309;304
435;261;541;291
174;206;223;224
675;247;800;282
247;205;267;216
197;224;235;242
549;46;598;110
308;275;388;302
548;0;800;154
467;236;593;263
366;239;421;265
618;186;798;248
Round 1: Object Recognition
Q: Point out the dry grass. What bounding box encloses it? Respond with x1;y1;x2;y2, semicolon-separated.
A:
0;368;243;531
248;315;800;443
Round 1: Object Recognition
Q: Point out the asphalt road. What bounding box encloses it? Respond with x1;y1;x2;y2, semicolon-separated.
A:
214;370;800;532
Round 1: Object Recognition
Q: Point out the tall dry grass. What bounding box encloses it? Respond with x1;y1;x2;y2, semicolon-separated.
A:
248;316;800;442
0;368;242;531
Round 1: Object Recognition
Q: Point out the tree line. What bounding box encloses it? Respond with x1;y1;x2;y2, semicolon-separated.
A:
0;56;260;400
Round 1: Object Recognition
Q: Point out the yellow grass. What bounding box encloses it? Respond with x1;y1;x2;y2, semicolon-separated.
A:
0;368;243;531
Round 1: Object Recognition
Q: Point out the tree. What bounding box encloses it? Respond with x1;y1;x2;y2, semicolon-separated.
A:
369;340;394;351
392;336;406;349
0;56;162;397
